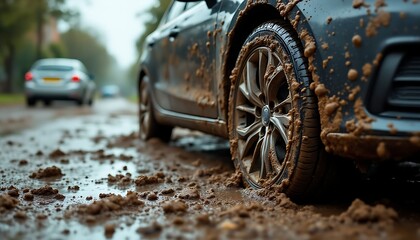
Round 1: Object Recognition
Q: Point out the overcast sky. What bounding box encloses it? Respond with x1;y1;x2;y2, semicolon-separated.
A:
62;0;157;68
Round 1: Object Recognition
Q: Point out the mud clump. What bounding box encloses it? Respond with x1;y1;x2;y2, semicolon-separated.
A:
362;63;373;78
178;188;200;200
339;199;398;224
352;34;362;47
352;0;368;9
162;200;188;214
0;194;20;212
23;193;34;201
8;188;19;197
104;224;116;237
30;185;65;200
220;203;263;219
347;69;359;81
18;159;28;166
68;185;80;191
376;142;389;159
31;185;59;196
49;149;66;158
30;166;63;179
76;191;144;216
135;172;165;186
225;171;243;188
160;188;175;195
137;222;162;236
366;10;391;37
325;102;340;116
108;174;132;186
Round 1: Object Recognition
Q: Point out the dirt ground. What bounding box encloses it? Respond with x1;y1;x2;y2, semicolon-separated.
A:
1;99;420;240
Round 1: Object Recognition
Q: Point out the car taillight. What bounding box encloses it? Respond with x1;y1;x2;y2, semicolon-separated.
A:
25;72;33;81
71;75;81;82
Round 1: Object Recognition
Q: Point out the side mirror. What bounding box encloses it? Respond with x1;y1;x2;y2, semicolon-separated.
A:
177;0;217;8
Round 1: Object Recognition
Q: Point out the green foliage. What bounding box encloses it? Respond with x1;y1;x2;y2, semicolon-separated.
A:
0;0;79;92
61;28;114;86
127;0;171;85
14;41;37;90
48;42;68;58
0;0;36;56
135;0;171;56
0;94;24;106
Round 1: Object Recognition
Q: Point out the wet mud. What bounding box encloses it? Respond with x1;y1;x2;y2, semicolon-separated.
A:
1;100;420;239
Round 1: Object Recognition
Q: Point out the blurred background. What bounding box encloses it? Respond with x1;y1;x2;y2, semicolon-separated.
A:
0;0;171;104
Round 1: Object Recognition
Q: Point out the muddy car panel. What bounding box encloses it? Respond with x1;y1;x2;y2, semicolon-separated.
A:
292;1;420;159
140;0;420;159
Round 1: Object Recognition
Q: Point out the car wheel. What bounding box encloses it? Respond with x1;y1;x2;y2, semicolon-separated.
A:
44;100;51;107
88;98;93;106
26;98;36;107
229;21;331;200
139;76;172;142
76;99;83;106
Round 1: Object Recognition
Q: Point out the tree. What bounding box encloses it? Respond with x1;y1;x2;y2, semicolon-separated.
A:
135;0;171;56
61;28;114;86
0;0;36;92
128;0;171;87
33;0;79;59
0;0;78;93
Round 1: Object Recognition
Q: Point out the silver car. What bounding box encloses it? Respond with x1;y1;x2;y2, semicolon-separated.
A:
25;58;95;107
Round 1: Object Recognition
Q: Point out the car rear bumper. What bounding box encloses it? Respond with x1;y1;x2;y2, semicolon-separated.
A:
25;82;84;101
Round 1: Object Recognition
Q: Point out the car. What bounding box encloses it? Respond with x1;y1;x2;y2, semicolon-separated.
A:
100;84;120;98
138;0;420;200
25;58;96;107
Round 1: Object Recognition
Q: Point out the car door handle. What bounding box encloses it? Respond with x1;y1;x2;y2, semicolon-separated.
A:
169;27;180;41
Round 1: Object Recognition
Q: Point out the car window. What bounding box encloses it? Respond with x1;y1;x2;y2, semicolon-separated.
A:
164;1;186;23
36;65;73;71
185;2;200;10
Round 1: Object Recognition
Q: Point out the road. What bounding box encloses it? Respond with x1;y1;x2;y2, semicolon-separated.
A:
0;98;419;239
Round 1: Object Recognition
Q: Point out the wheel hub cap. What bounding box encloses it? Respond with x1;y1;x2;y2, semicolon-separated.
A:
262;105;270;127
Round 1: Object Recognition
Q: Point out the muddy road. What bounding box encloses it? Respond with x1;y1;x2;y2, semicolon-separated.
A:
1;98;420;239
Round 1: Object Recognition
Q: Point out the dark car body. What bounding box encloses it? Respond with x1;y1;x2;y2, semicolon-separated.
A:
139;0;420;198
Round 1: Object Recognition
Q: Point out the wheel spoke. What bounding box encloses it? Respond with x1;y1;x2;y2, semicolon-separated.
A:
249;137;263;174
236;104;256;116
270;113;290;144
239;129;259;160
140;104;147;113
245;60;264;107
259;129;273;179
266;66;286;103
268;132;282;172
236;121;261;140
258;49;268;97
273;94;292;112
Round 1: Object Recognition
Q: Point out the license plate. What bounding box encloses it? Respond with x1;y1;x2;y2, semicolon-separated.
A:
43;77;60;83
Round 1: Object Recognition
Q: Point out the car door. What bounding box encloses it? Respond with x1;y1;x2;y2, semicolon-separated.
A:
164;1;221;119
148;1;187;111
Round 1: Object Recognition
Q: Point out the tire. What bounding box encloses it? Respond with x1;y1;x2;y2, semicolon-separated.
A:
44;100;51;107
76;99;83;106
139;76;173;142
26;98;36;107
228;21;332;200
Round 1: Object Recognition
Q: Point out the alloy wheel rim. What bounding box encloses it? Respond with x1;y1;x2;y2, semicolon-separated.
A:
139;81;150;138
234;46;292;186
